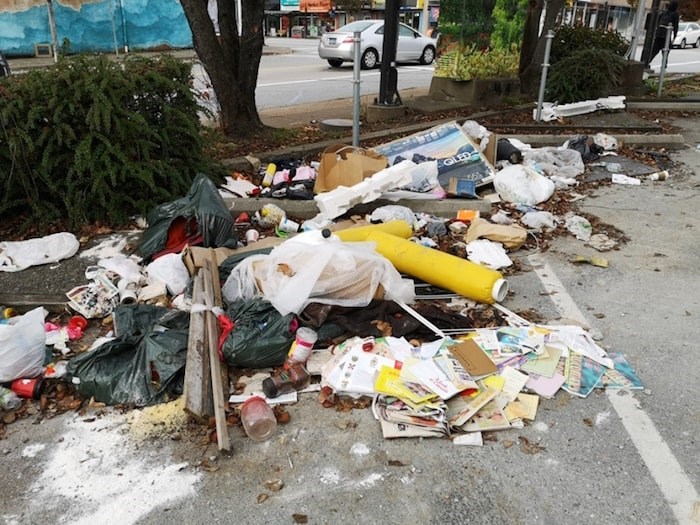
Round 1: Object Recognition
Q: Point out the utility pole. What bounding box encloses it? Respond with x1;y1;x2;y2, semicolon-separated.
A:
46;0;59;62
377;0;401;105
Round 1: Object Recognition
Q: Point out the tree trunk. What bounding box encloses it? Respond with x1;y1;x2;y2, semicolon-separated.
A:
518;0;565;96
180;0;266;138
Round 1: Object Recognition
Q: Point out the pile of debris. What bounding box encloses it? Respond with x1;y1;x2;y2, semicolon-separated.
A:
2;113;666;449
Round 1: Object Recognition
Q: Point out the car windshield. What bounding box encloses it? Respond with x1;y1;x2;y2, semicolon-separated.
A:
679;23;688;31
336;21;375;33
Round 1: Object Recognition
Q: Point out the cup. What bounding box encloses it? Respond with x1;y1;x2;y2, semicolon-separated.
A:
245;229;260;243
240;396;277;441
278;218;300;234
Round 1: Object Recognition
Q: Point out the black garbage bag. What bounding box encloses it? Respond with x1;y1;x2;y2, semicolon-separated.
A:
567;135;603;163
138;173;236;262
222;298;296;369
66;305;189;406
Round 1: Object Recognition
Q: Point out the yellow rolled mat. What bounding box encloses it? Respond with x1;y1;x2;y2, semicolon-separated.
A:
334;220;413;243
365;230;508;304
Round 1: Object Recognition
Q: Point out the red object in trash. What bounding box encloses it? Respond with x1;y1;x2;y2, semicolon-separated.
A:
68;315;88;331
11;377;44;399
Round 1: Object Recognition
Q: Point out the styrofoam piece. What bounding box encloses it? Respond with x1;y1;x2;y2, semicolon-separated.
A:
535;96;626;122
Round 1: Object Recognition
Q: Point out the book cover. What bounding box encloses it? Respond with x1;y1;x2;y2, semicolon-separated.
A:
374;365;436;405
460;400;512;432
562;352;606;398
446;385;500;427
598;352;643;389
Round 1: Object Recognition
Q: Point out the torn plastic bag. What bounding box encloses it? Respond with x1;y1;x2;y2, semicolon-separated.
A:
138;174;236;262
523;147;584;180
222;237;415;316
0;308;47;382
493;164;555;206
66;306;189;406
221;298;296;369
565;135;604;163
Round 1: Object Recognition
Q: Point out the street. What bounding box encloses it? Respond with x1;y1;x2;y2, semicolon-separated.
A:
1;37;700;525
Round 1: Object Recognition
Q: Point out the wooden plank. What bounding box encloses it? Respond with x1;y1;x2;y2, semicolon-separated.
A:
183;271;213;423
209;248;230;412
203;260;231;452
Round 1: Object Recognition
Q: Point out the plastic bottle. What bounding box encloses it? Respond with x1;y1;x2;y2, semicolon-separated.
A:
262;163;276;187
286;327;318;365
262;363;311;398
240;396;277;441
0;386;22;410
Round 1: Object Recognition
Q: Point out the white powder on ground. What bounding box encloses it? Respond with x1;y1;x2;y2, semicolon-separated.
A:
350;442;370;457
29;413;200;525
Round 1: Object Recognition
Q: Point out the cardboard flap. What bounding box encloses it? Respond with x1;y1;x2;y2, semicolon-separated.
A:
314;144;387;193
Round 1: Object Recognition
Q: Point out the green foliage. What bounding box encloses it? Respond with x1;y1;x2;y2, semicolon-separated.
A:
550;25;628;65
546;48;625;103
490;0;528;50
434;44;520;81
439;0;495;47
0;54;212;229
545;25;628;103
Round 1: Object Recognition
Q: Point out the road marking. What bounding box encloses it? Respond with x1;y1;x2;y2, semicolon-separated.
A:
528;253;700;525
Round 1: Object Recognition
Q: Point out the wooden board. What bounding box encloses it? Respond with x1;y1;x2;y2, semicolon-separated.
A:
183;271;213;422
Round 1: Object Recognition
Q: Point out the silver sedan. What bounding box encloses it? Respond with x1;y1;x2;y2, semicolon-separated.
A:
318;20;437;69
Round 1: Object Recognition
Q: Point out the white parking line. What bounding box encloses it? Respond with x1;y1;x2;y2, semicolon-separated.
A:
528;253;700;525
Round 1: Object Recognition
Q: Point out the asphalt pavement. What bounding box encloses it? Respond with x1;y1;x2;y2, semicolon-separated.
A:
2;48;700;525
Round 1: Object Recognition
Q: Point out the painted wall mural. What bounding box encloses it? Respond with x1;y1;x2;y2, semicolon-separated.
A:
0;0;193;56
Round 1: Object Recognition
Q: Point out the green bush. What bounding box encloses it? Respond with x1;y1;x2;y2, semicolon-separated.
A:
490;0;528;50
545;25;629;103
546;48;625;103
434;44;520;81
550;25;628;65
0;54;214;229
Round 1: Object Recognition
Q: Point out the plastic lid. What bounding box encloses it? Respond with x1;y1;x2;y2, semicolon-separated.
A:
262;377;278;398
242;395;266;408
321;228;331;238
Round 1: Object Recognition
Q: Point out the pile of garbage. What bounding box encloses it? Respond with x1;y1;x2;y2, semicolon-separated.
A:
1;115;663;449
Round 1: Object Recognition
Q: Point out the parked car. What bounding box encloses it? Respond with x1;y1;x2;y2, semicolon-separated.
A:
672;22;700;48
318;20;437;69
0;50;10;77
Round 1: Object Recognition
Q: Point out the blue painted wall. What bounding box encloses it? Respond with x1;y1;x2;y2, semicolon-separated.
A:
0;0;193;56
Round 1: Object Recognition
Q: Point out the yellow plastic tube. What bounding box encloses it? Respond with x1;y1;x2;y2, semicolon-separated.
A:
334;220;413;243
365;230;508;304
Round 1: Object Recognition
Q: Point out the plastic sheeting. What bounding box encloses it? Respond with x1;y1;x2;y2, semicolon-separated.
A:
222;236;415;316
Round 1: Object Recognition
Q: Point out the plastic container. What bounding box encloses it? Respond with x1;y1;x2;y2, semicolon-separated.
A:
262;163;276;187
11;377;44;399
240;396;277;441
0;386;22;410
262;363;310;398
287;327;318;365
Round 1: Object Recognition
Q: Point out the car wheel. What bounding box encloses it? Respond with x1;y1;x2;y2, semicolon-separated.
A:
327;58;343;68
361;49;379;70
681;38;687;49
695;38;700;48
420;46;436;65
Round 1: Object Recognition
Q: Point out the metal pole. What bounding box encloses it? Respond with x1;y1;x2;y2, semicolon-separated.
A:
535;30;555;122
657;24;672;97
109;0;120;58
46;0;59;62
119;0;129;53
352;31;361;147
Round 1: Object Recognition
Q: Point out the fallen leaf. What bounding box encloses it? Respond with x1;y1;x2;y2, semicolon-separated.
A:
583;417;593;427
388;459;407;467
333;419;357;430
3;412;16;424
292;513;308;524
257;493;269;504
263;479;284;492
273;405;291;424
277;263;295;277
519;436;545;454
503;439;515;449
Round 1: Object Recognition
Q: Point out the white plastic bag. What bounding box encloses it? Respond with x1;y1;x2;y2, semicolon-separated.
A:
222;238;414;316
523;147;584;180
0;308;47;382
146;253;190;296
493;165;555;206
0;232;79;272
565;213;593;241
521;211;558;231
466;240;512;270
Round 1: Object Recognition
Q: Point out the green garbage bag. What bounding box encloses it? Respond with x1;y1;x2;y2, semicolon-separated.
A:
67;305;189;406
222;298;296;369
